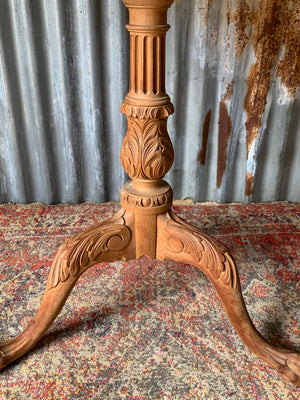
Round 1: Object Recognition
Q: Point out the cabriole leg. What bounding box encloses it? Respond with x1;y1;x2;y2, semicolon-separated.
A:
157;211;300;387
0;209;135;370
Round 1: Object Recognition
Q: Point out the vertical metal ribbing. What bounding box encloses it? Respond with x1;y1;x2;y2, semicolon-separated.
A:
0;0;298;204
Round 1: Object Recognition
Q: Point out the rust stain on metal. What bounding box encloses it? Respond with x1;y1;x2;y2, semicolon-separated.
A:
229;0;300;158
222;79;235;101
217;101;232;189
198;109;212;165
204;0;215;25
276;2;300;96
228;0;252;60
244;1;285;158
245;171;254;196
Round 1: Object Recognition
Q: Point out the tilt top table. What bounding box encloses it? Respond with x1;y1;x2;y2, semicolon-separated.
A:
0;0;299;387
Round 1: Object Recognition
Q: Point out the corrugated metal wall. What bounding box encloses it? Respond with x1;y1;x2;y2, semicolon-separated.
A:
0;0;299;204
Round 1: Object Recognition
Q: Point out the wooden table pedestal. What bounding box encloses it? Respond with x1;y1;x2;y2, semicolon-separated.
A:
0;0;299;387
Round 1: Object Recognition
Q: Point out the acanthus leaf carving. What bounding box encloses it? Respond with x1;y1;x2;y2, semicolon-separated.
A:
48;210;131;288
159;211;238;290
120;117;174;181
121;103;174;119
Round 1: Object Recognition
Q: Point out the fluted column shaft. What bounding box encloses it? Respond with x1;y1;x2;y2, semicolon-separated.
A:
122;0;174;108
120;1;174;193
119;1;175;258
128;27;168;100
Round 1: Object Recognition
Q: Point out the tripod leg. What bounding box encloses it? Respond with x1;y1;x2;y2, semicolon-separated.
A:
157;210;300;387
0;208;135;370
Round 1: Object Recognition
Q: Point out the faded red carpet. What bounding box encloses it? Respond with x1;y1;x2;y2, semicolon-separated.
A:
0;202;299;399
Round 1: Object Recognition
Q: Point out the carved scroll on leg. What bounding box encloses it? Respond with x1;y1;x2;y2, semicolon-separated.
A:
157;211;300;387
0;209;135;371
48;209;134;288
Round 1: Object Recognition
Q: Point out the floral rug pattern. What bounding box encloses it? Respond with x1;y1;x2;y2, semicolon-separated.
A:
0;202;299;399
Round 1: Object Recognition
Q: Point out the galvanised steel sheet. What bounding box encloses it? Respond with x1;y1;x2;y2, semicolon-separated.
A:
0;0;299;204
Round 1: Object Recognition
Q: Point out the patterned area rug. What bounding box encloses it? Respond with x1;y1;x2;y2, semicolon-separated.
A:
0;202;299;399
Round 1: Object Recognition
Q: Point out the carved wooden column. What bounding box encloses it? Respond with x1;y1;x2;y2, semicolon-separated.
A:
0;0;299;387
119;0;175;258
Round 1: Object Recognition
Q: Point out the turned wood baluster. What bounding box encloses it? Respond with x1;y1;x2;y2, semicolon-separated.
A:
119;1;300;387
120;0;175;258
0;0;299;387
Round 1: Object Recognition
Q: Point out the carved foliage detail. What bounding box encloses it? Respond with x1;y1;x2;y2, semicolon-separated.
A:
120;117;174;180
161;211;238;290
48;210;131;288
121;103;174;119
